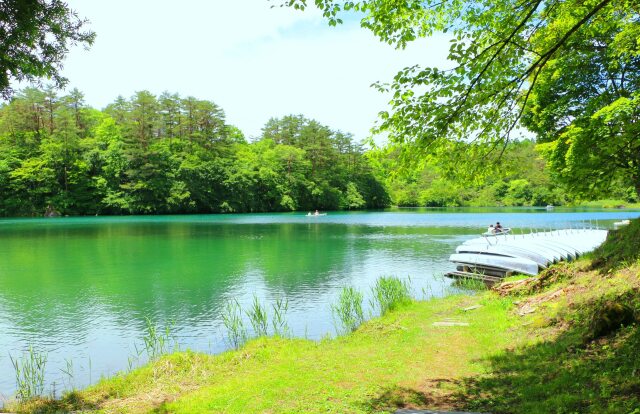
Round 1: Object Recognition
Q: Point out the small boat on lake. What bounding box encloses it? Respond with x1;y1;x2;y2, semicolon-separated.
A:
306;212;327;217
482;227;511;236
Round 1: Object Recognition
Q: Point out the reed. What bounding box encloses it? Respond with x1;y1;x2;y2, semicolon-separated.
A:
9;345;48;402
222;299;247;349
126;341;145;373
331;286;365;334
271;297;289;337
245;294;269;337
60;358;75;391
127;354;139;373
142;317;175;361
370;276;412;315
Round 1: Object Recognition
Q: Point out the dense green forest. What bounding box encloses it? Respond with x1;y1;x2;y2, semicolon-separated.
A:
0;88;388;216
373;141;637;208
0;88;634;217
1;1;639;216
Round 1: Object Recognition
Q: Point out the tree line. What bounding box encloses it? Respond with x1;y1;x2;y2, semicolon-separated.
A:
1;1;638;215
1;87;632;217
372;140;637;208
0;88;389;216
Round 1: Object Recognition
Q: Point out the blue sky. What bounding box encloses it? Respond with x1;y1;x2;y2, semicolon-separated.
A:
60;0;450;142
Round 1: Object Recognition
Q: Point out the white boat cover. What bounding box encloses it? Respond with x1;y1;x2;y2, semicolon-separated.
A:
449;253;539;276
456;244;550;268
450;229;608;276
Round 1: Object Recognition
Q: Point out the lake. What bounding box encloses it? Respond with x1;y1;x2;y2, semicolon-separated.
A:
1;208;639;399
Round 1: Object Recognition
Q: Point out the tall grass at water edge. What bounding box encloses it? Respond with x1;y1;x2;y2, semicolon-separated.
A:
59;358;75;393
271;297;290;337
5;318;176;407
448;277;490;293
331;287;365;334
246;294;269;337
424;273;489;298
370;276;413;315
221;299;248;349
126;317;177;373
142;317;177;360
331;276;431;334
221;295;291;349
9;346;47;402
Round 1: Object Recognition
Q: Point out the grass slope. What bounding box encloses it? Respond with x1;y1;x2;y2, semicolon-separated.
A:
591;218;640;272
15;295;517;414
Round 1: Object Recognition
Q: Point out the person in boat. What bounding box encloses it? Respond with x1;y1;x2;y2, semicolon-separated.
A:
495;222;503;233
314;209;319;216
487;224;495;234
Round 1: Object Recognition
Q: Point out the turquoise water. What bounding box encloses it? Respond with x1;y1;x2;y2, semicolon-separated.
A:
0;208;638;399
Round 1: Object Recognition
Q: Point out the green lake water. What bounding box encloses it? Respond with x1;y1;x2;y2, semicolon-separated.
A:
1;208;639;399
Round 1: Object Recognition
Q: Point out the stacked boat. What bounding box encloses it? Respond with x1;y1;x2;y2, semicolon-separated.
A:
447;228;608;281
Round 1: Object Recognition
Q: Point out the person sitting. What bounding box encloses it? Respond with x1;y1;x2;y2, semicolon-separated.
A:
495;222;503;233
314;209;319;216
487;224;495;234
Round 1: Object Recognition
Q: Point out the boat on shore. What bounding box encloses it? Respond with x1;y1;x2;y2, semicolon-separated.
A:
613;219;630;229
448;228;608;281
450;252;540;276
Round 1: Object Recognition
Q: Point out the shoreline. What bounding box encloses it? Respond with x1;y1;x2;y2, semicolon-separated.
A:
0;202;639;220
7;256;640;413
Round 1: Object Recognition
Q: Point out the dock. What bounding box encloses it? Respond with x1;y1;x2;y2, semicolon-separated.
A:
444;270;503;284
446;228;608;282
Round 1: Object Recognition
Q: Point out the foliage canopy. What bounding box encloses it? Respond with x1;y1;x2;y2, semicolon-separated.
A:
0;88;389;216
281;0;640;197
0;0;95;99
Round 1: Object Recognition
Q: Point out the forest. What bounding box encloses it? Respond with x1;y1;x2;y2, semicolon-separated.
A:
0;88;390;216
0;87;635;217
1;0;639;216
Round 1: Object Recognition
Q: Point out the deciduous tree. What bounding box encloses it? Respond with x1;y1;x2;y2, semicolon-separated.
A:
282;0;640;197
0;0;95;98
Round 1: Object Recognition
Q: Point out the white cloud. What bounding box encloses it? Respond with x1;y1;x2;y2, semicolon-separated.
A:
61;0;451;141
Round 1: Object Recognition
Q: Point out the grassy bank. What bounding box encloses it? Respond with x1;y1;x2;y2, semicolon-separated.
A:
576;199;640;209
9;228;640;413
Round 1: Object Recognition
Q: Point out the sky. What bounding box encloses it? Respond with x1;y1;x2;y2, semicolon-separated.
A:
59;0;451;142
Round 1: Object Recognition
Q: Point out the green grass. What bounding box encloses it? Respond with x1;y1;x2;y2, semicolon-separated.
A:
591;218;640;272
465;260;640;413
14;293;517;413
11;256;640;413
576;199;640;209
